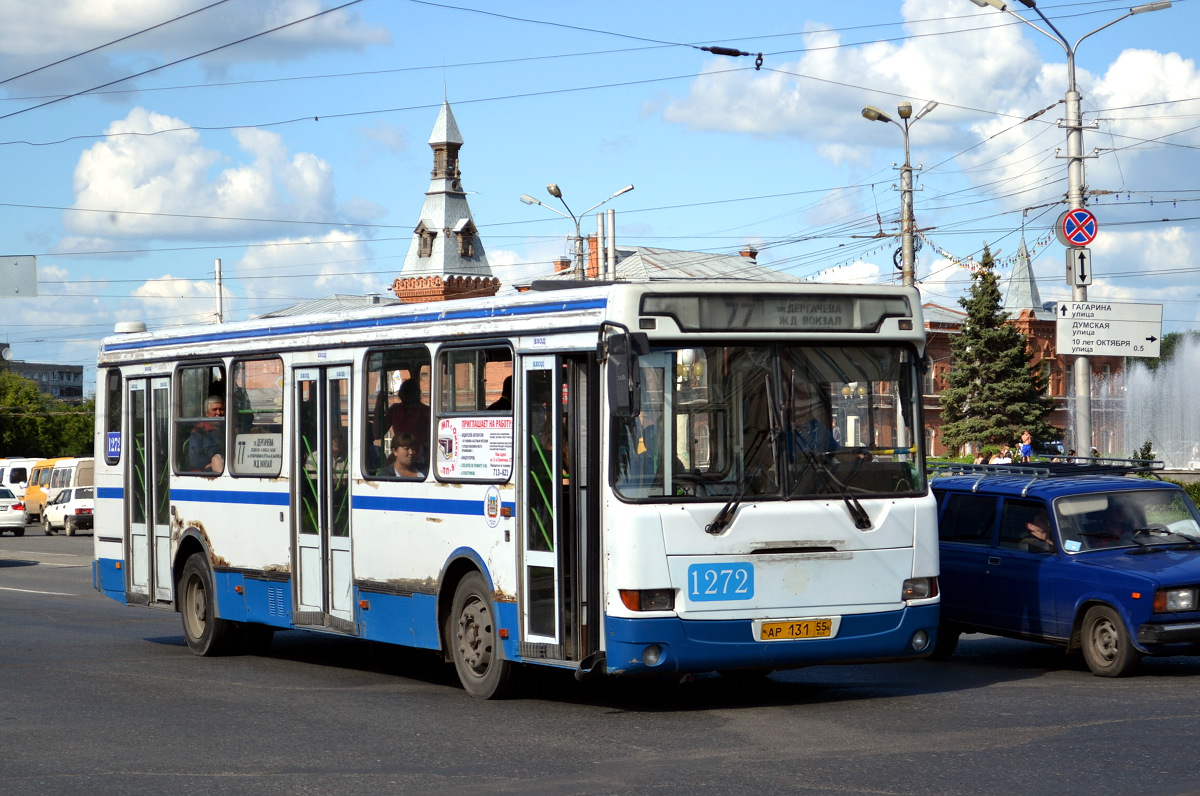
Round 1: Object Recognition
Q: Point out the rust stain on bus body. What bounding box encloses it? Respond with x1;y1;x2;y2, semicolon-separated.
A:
169;516;231;569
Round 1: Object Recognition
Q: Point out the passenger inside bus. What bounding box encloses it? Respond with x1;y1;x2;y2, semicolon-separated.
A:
386;379;430;466
186;396;225;474
486;375;512;411
379;432;426;479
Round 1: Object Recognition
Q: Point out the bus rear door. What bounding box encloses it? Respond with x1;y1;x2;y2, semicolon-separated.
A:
127;376;172;604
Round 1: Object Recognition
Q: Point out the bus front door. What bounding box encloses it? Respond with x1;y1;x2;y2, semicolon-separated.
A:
520;354;600;665
127;376;172;604
292;365;355;633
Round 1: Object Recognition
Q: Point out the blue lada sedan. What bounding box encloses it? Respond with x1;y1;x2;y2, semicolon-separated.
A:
931;462;1200;676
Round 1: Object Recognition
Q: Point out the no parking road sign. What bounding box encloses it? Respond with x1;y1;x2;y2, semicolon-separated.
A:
1056;208;1098;247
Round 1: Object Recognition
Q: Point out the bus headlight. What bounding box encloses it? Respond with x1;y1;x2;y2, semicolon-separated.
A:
1154;588;1197;613
619;589;675;612
902;577;937;601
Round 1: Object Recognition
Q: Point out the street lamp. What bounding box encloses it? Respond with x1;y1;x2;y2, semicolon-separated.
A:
968;0;1171;459
861;100;938;289
520;184;635;279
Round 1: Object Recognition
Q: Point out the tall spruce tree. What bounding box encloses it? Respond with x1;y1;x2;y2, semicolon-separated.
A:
939;246;1058;453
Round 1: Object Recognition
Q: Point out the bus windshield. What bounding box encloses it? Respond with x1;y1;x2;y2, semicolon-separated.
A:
613;343;924;500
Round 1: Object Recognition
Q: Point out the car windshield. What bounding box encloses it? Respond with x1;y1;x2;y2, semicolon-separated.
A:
1055;489;1200;553
612;343;925;501
0;487;12;499
77;487;94;500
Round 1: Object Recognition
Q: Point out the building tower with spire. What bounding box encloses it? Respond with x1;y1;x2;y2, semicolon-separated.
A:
392;101;499;303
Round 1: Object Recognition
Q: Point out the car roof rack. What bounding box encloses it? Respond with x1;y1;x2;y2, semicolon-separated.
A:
929;459;1165;495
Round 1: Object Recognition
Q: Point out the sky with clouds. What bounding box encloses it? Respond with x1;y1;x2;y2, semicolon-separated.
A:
1;0;1198;391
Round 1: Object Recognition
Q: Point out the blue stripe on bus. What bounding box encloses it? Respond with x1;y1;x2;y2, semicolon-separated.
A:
101;296;609;352
171;488;291;506
100;486;512;517
353;494;515;516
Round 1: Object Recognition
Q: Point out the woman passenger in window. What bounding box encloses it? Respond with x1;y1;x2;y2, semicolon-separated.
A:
381;432;426;479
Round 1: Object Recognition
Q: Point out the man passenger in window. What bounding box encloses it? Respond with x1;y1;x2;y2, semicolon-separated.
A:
188;395;225;474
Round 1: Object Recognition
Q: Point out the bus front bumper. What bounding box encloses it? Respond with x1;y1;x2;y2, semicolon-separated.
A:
602;604;939;675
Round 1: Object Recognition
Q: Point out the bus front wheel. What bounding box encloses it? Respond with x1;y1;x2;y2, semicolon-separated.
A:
179;553;235;656
450;572;514;699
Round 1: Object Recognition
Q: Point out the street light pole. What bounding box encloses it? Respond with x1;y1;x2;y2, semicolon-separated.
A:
861;101;938;288
969;0;1170;458
521;184;634;280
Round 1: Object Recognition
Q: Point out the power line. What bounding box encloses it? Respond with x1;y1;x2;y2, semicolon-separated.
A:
0;0;233;88
0;0;365;124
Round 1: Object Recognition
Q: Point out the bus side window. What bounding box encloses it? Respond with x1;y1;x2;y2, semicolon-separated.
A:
176;364;226;476
230;358;283;477
436;346;514;483
439;346;513;413
365;346;432;478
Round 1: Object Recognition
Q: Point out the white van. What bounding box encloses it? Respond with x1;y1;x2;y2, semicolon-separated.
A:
0;457;38;498
46;457;94;505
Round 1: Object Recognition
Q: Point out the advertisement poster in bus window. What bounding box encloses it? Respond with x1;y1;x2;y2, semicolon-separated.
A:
437;417;513;480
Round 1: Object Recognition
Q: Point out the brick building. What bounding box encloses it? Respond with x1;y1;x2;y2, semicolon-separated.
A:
921;239;1124;457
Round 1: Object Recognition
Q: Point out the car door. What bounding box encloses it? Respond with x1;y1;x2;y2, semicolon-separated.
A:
937;490;999;628
981;499;1065;639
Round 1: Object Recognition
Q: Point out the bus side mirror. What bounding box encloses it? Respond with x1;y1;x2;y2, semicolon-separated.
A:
605;332;648;419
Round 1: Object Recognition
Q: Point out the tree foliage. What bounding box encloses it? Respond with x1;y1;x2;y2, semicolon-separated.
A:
0;371;94;458
938;246;1059;453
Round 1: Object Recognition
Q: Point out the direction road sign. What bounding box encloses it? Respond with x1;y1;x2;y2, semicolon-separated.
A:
1065;247;1093;287
1056;301;1162;357
1056;208;1099;247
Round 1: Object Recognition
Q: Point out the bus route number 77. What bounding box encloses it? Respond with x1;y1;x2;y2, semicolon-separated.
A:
687;562;754;602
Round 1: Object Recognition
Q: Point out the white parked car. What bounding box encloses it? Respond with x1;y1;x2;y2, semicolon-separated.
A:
42;486;94;536
0;487;25;536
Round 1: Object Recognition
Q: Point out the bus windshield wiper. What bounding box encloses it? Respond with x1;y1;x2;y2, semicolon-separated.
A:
793;447;872;530
706;428;773;535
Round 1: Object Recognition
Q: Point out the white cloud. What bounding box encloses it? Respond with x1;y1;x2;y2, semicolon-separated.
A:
661;0;1037;147
132;274;227;326
810;260;884;285
231;230;381;315
64;107;349;243
0;1;389;96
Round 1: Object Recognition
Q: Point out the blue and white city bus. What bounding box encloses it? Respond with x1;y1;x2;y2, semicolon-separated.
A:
93;280;939;697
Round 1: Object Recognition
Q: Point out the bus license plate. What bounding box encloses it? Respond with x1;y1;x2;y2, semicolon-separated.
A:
760;618;833;641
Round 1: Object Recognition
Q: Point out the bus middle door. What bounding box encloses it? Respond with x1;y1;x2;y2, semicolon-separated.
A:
292;365;354;633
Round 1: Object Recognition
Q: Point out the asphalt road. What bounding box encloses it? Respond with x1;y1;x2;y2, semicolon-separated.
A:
4;528;1200;796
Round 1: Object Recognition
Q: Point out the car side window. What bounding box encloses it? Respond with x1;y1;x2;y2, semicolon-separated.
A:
999;499;1054;553
939;492;997;545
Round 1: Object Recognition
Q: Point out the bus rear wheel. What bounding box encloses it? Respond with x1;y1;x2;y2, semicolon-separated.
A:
450;572;514;699
179;553;235;656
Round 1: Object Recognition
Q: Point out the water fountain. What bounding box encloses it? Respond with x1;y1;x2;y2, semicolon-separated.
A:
1114;336;1200;469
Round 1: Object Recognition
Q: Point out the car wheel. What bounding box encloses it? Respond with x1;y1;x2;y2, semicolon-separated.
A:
1080;605;1140;677
13;527;24;537
43;515;52;535
64;518;75;537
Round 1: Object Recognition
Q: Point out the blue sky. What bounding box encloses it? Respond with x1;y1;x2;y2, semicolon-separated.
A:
2;0;1198;392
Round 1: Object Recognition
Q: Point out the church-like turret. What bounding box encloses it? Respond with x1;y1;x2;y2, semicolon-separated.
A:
392;101;499;303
